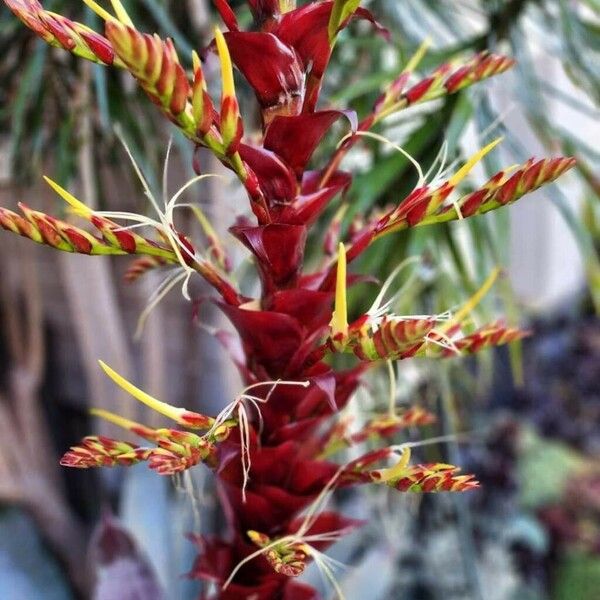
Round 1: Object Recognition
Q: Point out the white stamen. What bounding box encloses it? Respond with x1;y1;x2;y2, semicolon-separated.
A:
367;256;421;318
162;137;173;210
206;380;310;502
424;329;462;356
387;360;397;417
134;269;188;339
103;130;226;327
311;549;347;600
338;131;425;186
389;432;469;454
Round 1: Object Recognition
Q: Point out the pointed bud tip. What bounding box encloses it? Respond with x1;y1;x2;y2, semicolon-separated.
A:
214;27;235;99
330;242;348;339
449;137;503;188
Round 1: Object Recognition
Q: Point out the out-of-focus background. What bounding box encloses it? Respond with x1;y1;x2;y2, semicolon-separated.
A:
0;1;599;599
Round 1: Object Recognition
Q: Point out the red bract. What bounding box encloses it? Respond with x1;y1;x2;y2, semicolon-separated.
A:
1;1;577;598
225;32;304;124
264;110;357;177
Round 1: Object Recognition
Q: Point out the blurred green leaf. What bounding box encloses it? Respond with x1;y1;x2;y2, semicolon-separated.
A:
553;552;600;600
518;430;587;509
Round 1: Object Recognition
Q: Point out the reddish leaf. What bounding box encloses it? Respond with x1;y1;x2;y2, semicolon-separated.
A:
260;368;336;432
231;223;307;291
294;366;337;417
267;417;323;445
268;288;333;331
238;143;297;203
264;110;357;177
248;0;282;24
277;184;346;225
221;479;318;532
274;1;388;110
225;31;304;124
283;582;321;600
213;0;239;31
301;168;352;194
219;303;305;375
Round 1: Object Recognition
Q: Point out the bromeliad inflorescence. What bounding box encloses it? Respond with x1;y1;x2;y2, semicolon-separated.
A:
2;1;576;598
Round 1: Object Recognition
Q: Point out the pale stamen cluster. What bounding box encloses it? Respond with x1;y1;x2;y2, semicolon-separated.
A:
207;379;310;502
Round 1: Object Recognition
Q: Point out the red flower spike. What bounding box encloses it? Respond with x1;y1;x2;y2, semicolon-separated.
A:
67;407;222;475
5;0;53;41
60;436;150;469
371;51;515;127
341;447;395;484
5;0;117;64
377;463;480;493
1;204;107;255
350;407;436;443
215;28;244;156
425;156;576;226
105;22;198;139
0;201;183;262
3;5;577;598
192;53;216;137
124;256;169;283
421;323;530;358
321;406;437;457
247;531;309;577
344;316;439;362
147;447;204;475
444;52;515;94
350;448;480;493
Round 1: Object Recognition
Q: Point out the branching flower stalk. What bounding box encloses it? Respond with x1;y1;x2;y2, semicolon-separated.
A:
2;1;576;598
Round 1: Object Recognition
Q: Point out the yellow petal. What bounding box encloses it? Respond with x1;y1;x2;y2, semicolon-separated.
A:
378;447;411;482
192;50;201;73
330;243;348;338
440;267;501;334
403;37;431;74
109;0;134;27
448;137;502;188
81;0;118;23
90;408;157;439
99;360;187;423
214;27;235;101
43;176;92;216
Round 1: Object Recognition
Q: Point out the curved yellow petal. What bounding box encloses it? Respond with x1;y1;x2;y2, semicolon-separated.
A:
214;27;235;101
43;176;92;216
448;137;503;188
99;360;186;422
403;37;431;74
378;447;411;483
90;408;158;440
440;267;501;334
